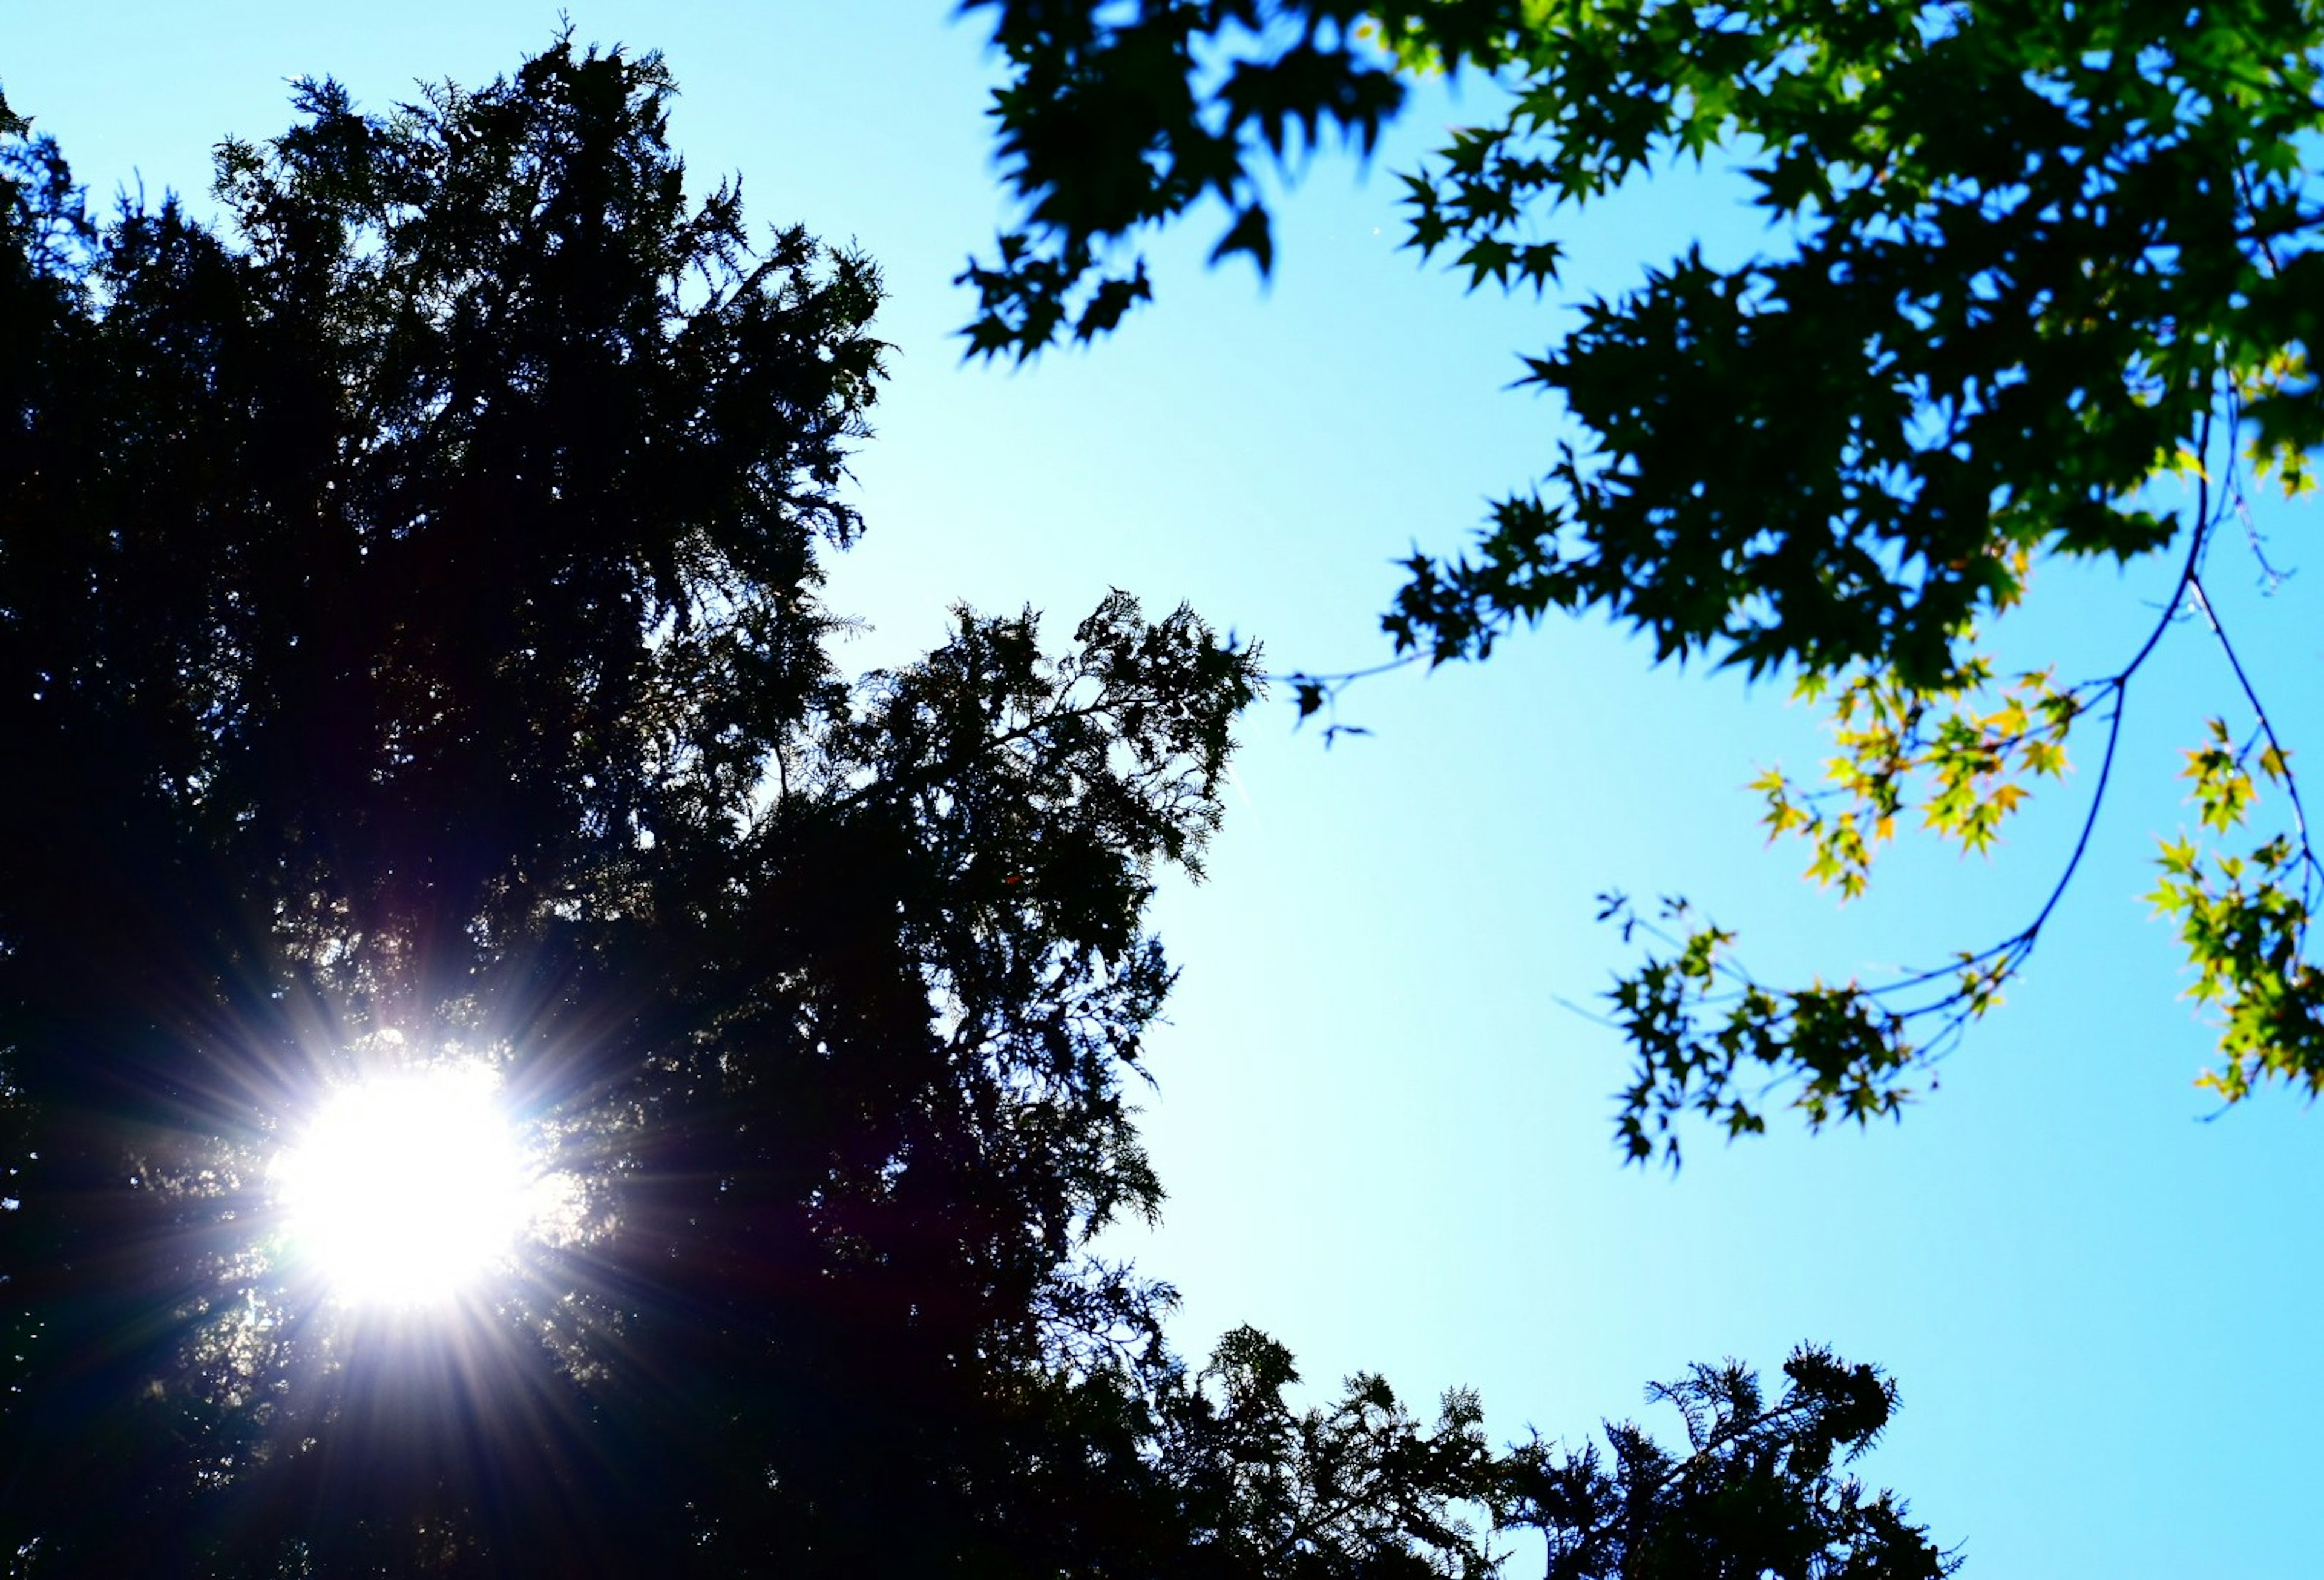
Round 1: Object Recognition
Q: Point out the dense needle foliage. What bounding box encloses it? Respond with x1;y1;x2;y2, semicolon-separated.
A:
0;43;1945;1575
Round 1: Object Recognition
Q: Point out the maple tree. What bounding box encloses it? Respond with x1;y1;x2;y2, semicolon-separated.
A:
965;0;2324;1160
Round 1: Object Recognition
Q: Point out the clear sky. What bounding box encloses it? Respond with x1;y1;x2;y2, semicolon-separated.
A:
9;4;2322;1572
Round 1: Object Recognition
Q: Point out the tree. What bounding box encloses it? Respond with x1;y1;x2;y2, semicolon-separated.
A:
1506;1348;1951;1580
963;0;2324;1160
0;41;1945;1576
1151;1331;1954;1580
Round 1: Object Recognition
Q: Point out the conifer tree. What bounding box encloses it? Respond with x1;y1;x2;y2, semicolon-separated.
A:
0;44;1944;1576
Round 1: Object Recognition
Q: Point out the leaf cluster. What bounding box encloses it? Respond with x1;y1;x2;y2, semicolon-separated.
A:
1756;657;2082;900
2149;720;2324;1102
968;0;2324;1156
1384;0;2314;690
960;1;1405;358
1601;897;1922;1167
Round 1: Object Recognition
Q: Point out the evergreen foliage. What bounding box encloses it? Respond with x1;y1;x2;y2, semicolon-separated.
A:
0;43;1943;1575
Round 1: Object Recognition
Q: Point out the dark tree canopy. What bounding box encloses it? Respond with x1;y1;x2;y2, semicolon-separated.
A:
965;0;2324;1161
1508;1349;1952;1580
0;42;1945;1576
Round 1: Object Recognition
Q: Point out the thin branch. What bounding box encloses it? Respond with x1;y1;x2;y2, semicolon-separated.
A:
1612;387;2234;1068
1267;650;1426;695
1845;398;2226;999
1271;649;1426;746
2187;573;2324;908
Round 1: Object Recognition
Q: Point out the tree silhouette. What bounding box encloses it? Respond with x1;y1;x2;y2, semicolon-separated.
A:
964;0;2324;1160
0;42;1946;1576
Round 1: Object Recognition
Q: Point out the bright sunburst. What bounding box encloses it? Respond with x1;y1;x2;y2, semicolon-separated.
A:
272;1063;544;1308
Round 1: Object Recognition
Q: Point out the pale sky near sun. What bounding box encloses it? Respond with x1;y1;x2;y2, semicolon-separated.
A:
10;5;2324;1573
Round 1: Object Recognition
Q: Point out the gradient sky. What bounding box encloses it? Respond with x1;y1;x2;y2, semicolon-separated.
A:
10;5;2322;1573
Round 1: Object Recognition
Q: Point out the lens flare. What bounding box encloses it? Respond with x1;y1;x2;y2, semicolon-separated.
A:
272;1064;538;1307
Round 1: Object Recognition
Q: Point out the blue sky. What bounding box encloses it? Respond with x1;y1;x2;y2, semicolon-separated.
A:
10;4;2323;1572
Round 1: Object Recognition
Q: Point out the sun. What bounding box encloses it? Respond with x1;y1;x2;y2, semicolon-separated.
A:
272;1063;542;1308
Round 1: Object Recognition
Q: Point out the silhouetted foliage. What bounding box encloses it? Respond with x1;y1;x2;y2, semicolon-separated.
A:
966;0;2324;1159
0;43;1944;1576
1507;1348;1951;1580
